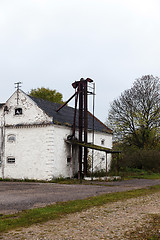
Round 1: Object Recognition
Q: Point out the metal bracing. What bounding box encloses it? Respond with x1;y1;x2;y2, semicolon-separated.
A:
57;79;120;179
57;78;94;179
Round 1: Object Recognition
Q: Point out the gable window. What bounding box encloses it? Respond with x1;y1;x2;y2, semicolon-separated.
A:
7;134;16;142
7;157;15;164
15;108;22;115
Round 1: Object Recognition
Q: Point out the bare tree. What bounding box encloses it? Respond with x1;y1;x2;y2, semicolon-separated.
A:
108;75;160;148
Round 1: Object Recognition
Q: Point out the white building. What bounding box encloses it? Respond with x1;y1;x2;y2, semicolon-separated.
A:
0;90;113;180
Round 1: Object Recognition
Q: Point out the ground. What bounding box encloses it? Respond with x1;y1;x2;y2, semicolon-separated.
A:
1;191;160;239
0;179;159;214
0;179;160;239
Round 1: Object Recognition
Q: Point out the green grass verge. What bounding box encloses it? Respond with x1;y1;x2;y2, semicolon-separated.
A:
122;172;160;180
128;172;160;179
0;185;160;233
0;169;160;184
111;168;160;180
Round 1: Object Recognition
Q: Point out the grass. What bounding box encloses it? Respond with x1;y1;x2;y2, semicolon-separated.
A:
109;168;160;180
0;168;160;184
128;172;160;179
0;185;160;233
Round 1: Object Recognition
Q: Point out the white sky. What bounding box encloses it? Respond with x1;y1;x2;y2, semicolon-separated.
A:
0;0;160;122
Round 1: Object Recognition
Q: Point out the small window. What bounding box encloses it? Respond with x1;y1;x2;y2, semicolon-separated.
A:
101;139;105;145
7;134;16;142
7;157;15;164
67;156;71;164
15;108;22;115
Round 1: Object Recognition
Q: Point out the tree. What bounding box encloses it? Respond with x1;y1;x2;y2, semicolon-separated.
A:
29;87;64;104
108;75;160;148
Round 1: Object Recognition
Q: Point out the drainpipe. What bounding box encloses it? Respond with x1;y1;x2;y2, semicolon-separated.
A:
0;118;2;177
1;108;6;179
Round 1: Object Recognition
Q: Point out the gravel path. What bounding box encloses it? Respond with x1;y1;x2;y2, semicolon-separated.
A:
1;191;160;240
0;179;160;214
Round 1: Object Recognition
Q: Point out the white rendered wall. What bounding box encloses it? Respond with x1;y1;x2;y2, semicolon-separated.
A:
53;125;78;178
87;131;113;172
0;108;3;178
73;129;113;173
1;90;79;180
2;125;112;180
5;90;52;126
4;125;55;180
3;124;79;180
0;90;54;180
0;126;2;178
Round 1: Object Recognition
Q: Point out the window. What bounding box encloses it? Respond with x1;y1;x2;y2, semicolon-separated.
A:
15;108;22;115
101;139;105;145
7;157;15;164
67;156;71;164
7;134;16;142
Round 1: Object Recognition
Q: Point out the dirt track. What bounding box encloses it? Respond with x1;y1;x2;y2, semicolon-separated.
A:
0;179;160;215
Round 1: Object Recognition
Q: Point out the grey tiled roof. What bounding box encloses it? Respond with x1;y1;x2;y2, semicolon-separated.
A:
29;96;112;134
0;103;5;108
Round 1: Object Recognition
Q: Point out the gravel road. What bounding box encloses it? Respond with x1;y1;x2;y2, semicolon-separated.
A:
0;179;160;214
1;190;160;240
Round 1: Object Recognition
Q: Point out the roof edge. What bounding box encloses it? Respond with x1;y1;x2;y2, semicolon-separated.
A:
88;111;113;134
0;103;5;108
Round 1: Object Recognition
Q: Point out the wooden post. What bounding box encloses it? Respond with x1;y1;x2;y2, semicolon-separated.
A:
116;153;120;176
84;80;88;177
78;82;83;180
106;152;108;177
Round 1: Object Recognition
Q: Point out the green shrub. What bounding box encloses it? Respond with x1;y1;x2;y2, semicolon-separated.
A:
110;149;160;173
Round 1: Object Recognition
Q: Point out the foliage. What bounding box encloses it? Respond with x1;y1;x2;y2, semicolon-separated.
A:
109;165;160;179
108;75;160;148
110;148;160;174
29;87;64;104
91;169;106;177
122;149;160;172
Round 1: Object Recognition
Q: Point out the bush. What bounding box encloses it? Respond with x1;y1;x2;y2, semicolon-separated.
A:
110;149;160;173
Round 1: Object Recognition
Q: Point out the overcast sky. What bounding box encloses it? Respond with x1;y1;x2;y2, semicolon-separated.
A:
0;0;160;122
